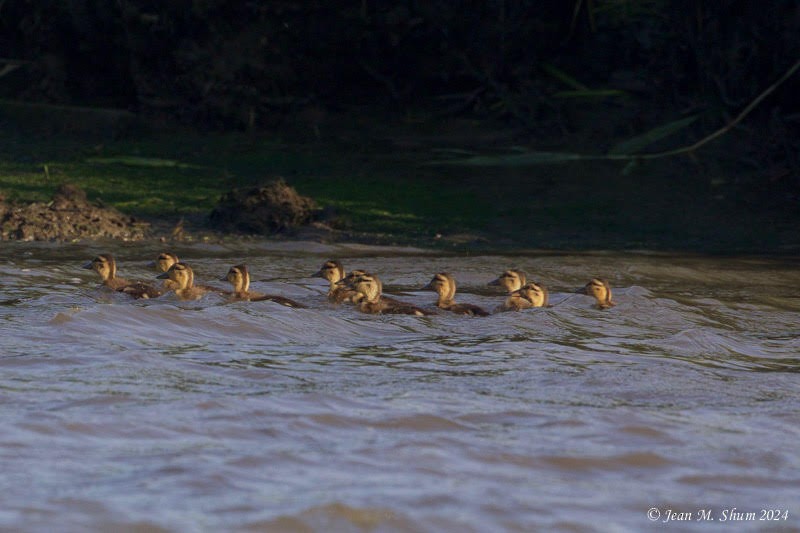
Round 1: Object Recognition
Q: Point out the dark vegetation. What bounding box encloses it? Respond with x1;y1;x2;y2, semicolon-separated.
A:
0;1;798;251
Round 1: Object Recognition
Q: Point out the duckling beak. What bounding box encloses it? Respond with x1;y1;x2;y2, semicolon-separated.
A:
146;260;156;268
156;272;169;279
312;269;323;278
488;278;500;286
219;275;228;281
422;281;433;291
81;261;93;269
575;286;588;294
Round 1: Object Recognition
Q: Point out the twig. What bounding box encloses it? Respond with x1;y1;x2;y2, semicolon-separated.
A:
562;0;585;45
0;58;30;79
358;60;400;101
433;58;800;167
614;57;800;160
458;53;540;131
433;88;486;117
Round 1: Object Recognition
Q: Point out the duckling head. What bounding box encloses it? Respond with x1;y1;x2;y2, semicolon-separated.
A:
157;262;194;290
221;264;250;292
577;278;614;308
514;282;548;307
313;260;345;283
488;269;527;293
423;272;456;301
148;252;179;273
83;254;116;281
335;269;368;289
350;273;382;303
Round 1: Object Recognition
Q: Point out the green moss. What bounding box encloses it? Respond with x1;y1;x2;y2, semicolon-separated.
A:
0;130;493;238
1;119;796;252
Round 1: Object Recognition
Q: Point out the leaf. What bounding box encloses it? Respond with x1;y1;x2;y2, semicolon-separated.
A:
429;151;587;167
554;89;628;98
429;148;478;156
0;63;21;78
621;160;640;175
609;115;698;155
86;156;201;169
540;63;588;91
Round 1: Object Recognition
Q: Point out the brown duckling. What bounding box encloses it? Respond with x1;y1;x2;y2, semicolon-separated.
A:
313;259;362;304
83;254;161;299
148;252;180;290
221;264;306;308
149;252;224;294
156;262;213;301
488;269;527;294
497;282;549;311
344;273;435;316
577;278;616;309
423;272;489;316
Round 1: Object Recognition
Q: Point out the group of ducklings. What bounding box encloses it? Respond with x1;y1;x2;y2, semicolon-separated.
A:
83;253;306;308
83;253;616;315
314;260;614;315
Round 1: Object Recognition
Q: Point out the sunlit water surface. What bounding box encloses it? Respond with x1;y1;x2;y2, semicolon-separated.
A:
1;241;798;532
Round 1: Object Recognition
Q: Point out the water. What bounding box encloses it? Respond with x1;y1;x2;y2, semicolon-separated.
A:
1;241;798;532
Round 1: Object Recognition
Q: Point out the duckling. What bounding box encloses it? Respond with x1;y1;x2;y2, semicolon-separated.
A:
497;282;549;311
149;252;224;294
148;252;180;290
335;270;408;306
83;254;161;299
577;278;616;309
488;269;527;294
156;262;212;301
313;259;362;303
345;273;434;316
423;272;489;316
221;264;306;308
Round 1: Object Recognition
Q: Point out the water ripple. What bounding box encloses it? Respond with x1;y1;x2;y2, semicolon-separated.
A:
0;243;799;531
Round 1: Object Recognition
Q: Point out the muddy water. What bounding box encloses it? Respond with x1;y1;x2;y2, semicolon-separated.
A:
1;241;798;532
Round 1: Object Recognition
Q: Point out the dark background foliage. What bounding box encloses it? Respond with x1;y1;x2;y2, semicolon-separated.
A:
3;1;797;122
1;0;799;221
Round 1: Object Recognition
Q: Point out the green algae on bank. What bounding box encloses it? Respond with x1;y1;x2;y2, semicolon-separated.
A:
0;121;798;252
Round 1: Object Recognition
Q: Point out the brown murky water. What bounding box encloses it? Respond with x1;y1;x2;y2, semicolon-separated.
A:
1;241;798;532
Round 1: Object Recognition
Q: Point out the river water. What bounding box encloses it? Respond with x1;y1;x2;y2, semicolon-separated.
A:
1;241;798;532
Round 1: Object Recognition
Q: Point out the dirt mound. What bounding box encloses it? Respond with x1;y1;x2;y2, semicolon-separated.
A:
208;178;318;234
0;184;147;241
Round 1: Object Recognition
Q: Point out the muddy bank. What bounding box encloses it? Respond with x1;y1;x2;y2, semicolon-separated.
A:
0;184;148;241
208;179;319;234
0;180;329;244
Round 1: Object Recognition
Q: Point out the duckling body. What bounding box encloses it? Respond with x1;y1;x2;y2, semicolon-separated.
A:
156;262;211;301
223;264;306;308
424;272;489;316
313;260;361;303
83;254;161;299
346;273;434;316
578;278;616;309
488;269;527;294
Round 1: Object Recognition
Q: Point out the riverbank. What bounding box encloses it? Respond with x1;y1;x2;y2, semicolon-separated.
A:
1;109;797;253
